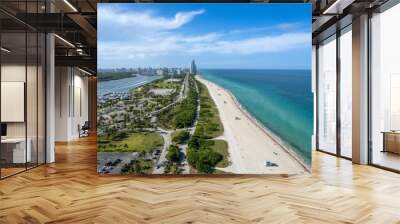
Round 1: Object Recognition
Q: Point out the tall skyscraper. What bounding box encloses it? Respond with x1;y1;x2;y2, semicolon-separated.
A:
190;60;197;75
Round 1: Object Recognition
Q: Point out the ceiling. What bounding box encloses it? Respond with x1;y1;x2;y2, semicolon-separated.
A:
1;0;394;74
0;0;97;74
311;0;391;43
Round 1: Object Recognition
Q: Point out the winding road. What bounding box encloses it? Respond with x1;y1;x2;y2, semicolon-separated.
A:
152;128;172;174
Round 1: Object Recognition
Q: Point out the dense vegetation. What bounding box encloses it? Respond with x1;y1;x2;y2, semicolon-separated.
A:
166;144;180;163
187;144;222;173
157;76;198;129
172;130;190;144
97;74;194;174
165;144;183;174
186;80;228;173
98;73;231;175
121;159;154;174
98;71;136;81
211;140;230;168
193;80;223;138
174;84;198;128
164;162;181;174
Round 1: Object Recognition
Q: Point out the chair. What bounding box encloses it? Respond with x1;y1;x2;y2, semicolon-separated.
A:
79;121;90;138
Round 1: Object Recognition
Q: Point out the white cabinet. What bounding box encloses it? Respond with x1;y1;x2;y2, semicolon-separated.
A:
1;138;31;163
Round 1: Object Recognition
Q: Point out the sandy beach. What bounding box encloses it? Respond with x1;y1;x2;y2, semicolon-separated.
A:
197;76;307;175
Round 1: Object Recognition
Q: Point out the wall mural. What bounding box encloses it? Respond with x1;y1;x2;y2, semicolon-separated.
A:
97;3;313;175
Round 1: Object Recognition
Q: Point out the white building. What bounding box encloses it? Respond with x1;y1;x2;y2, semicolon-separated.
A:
156;69;164;76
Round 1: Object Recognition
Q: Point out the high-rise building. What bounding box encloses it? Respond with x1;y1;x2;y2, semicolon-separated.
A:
190;60;197;75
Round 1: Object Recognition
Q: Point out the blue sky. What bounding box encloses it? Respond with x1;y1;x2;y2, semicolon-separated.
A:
98;4;311;69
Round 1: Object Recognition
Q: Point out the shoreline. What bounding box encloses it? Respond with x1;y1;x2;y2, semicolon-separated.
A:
197;75;309;174
222;84;310;172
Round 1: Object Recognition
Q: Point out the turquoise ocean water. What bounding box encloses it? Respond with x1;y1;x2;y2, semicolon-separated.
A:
200;69;313;165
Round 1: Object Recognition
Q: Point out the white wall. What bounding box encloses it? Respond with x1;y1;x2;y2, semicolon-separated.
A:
1;63;46;164
1;65;26;139
55;67;89;141
71;72;89;138
1;65;42;137
55;66;69;141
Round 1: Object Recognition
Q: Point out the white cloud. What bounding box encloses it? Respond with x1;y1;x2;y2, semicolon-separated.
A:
99;39;180;60
98;7;309;66
229;22;306;35
98;6;204;30
276;22;303;30
189;32;310;54
176;33;221;43
99;32;310;64
99;32;220;59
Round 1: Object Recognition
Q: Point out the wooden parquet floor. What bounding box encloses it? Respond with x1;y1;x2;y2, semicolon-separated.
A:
1;136;400;224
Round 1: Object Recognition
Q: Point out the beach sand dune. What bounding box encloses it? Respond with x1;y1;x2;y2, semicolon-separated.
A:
197;76;306;175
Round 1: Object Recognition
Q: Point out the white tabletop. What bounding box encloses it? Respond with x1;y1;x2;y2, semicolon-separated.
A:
1;138;27;143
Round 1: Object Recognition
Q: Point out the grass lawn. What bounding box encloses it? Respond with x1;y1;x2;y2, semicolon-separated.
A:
211;140;231;168
98;132;163;153
151;79;181;90
213;169;233;174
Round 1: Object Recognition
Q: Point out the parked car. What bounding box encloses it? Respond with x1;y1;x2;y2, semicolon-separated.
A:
100;166;109;173
264;161;278;167
111;159;122;166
